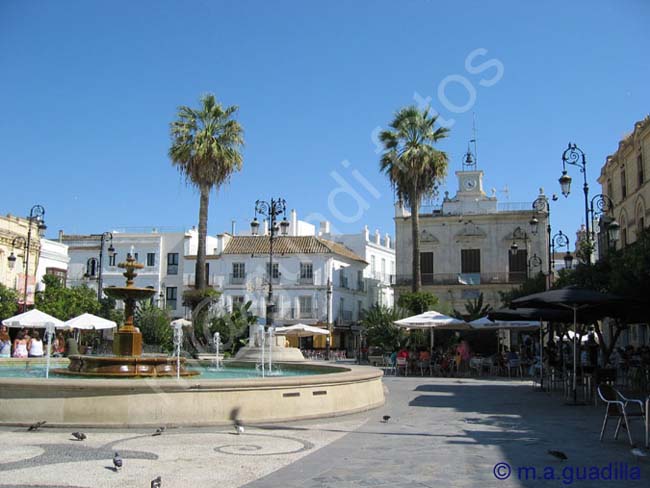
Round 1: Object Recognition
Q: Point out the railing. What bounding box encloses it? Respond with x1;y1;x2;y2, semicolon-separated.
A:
339;310;353;322
298;276;314;285
229;273;246;285
393;272;529;286
277;308;321;320
339;276;349;289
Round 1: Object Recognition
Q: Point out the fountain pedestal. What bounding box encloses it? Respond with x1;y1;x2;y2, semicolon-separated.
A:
112;326;142;357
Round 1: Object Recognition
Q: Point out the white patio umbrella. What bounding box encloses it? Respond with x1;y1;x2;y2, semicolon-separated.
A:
469;315;540;330
2;309;66;379
394;311;469;352
64;313;117;330
273;323;330;337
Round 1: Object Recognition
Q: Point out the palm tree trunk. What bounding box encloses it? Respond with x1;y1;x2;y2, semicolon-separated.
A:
411;193;421;292
195;185;210;290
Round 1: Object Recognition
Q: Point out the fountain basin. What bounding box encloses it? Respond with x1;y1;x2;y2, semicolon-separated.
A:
56;354;200;377
0;360;385;427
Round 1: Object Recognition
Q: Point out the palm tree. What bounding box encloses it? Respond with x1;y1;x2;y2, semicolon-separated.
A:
379;106;449;292
169;93;244;291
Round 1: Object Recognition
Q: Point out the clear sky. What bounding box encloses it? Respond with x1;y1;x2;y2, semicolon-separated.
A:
1;0;648;246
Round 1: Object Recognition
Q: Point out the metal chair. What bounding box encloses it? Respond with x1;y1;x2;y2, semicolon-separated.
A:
507;358;522;377
383;355;396;376
597;384;646;446
396;357;408;376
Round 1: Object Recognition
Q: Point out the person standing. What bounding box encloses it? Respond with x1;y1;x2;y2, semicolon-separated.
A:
28;330;44;358
12;331;28;358
0;326;11;358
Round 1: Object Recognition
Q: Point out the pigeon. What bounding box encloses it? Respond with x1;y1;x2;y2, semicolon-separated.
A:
151;475;162;488
113;452;123;471
152;426;165;436
548;450;568;461
71;432;86;441
631;447;649;459
28;421;46;431
381;415;391;423
234;419;245;435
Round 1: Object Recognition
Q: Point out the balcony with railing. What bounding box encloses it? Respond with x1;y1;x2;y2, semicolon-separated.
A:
338;310;354;323
298;276;314;285
392;272;529;286
276;307;321;321
230;273;246;285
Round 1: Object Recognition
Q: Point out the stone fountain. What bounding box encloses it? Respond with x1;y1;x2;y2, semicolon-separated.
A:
58;253;198;377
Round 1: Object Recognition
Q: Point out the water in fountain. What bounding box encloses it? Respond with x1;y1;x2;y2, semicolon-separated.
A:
211;332;222;370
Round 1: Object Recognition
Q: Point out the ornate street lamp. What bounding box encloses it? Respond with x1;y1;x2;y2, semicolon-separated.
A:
530;190;558;289
551;230;572;273
528;253;542;275
559;143;592;258
7;205;47;311
250;198;289;327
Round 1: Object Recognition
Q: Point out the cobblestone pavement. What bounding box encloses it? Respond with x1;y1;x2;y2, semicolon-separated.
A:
1;376;648;487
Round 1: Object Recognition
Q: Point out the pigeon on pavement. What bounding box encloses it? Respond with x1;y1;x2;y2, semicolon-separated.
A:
152;427;166;436
151;475;162;487
28;421;46;432
235;419;245;435
381;415;391;423
548;450;568;461
113;452;123;471
71;432;86;441
631;447;649;459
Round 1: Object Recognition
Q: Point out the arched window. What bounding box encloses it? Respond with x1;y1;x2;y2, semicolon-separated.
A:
86;258;98;277
635;198;646;233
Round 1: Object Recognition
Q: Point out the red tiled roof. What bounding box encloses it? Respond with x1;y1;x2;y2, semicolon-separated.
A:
222;236;366;263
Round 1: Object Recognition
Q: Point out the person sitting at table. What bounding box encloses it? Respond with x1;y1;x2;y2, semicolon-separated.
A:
419;349;431;362
397;348;409;360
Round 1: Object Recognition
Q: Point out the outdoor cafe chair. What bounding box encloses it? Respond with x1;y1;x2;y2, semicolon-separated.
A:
417;360;431;376
383;355;396;376
396;357;408;376
597;384;646;446
507;358;523;378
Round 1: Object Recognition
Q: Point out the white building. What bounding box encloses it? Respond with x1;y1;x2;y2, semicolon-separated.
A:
393;158;549;312
36;239;69;288
61;212;394;354
62;228;216;316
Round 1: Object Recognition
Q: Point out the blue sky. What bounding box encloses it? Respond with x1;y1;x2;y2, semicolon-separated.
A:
1;0;648;246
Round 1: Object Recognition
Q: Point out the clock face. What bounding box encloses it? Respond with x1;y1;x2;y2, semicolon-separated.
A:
463;178;477;191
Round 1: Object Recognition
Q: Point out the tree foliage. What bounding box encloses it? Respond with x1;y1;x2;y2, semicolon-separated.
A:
35;275;101;320
498;272;547;307
135;302;174;353
397;291;439;315
362;305;407;352
0;283;19;321
454;292;492;321
379;105;449;292
209;301;258;354
169;93;244;292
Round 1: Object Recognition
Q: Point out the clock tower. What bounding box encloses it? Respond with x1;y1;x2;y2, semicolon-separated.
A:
441;142;496;214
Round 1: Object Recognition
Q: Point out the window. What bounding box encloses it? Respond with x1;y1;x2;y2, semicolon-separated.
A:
638;153;645;187
509;249;527;282
381;258;386;278
266;262;279;279
166;287;177;310
607;179;614;201
231;295;245;311
146;253;155;267
339;268;348;288
621;166;627;199
461;249;481;273
46;267;66;284
232;262;245;279
134;252;139;262
299;296;313;318
357;300;363;319
167;253;179;275
371;255;376;275
420;252;433;285
108;253;117;266
357;270;364;290
300;262;313;279
86;258;98;277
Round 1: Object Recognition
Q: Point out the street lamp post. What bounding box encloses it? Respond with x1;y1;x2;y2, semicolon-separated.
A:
96;232;115;301
250;198;290;328
530;191;558;289
559;143;594;261
551;230;574;271
588;194;620;256
6;206;46;311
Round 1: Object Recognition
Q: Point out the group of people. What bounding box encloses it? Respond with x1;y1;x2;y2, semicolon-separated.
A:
0;325;77;358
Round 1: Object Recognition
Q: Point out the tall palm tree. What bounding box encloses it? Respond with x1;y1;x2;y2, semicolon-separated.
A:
169;93;244;291
379;105;449;292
